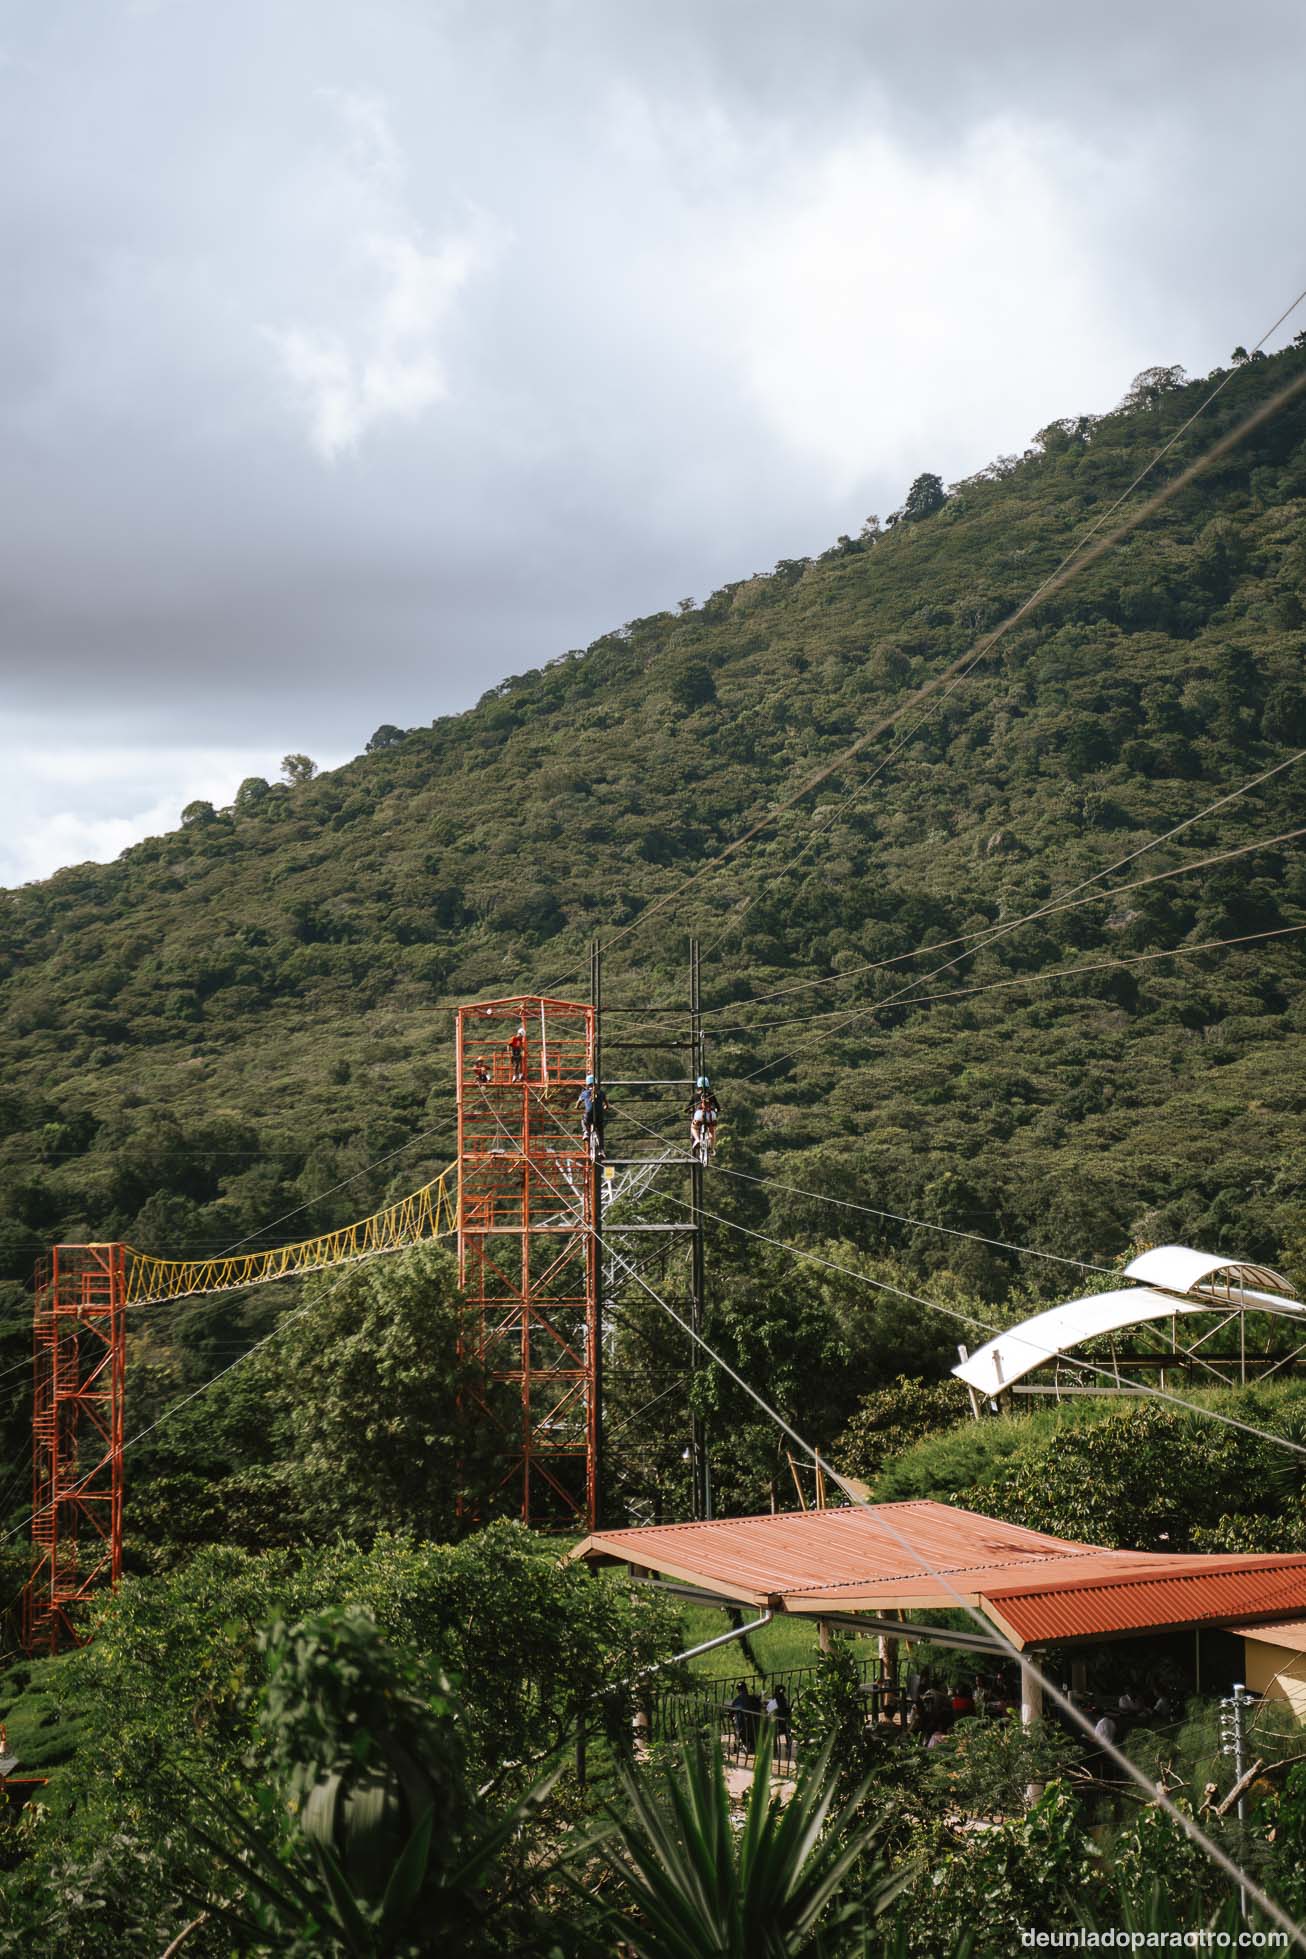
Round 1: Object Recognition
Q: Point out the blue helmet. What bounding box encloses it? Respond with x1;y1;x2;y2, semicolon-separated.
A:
585;1073;595;1084
696;1075;710;1088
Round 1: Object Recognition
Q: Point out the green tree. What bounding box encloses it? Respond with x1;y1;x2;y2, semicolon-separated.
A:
900;472;947;523
1263;678;1306;745
836;1376;967;1486
275;1243;494;1542
1121;364;1187;407
180;798;216;825
234;773;271;810
282;752;319;786
666;655;717;711
365;724;407;752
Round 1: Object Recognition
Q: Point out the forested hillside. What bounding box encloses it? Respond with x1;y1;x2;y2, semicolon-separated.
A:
4;341;1306;1533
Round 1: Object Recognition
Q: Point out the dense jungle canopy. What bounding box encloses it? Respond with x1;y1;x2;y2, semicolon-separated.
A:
3;339;1306;1538
6;338;1306;1958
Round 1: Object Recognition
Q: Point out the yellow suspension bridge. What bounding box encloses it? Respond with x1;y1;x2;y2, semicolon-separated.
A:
121;1165;458;1306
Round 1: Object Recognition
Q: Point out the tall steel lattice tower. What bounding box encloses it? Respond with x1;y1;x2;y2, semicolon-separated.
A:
456;996;600;1530
24;1244;126;1654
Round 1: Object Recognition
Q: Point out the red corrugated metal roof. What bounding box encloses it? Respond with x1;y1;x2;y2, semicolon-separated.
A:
983;1563;1306;1647
569;1503;1120;1607
570;1504;1306;1648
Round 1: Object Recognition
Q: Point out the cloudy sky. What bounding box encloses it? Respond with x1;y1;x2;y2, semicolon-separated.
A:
3;0;1304;887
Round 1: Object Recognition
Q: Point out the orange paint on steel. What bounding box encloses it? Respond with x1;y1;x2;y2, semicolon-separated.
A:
457;996;598;1532
22;1173;457;1654
24;1244;126;1655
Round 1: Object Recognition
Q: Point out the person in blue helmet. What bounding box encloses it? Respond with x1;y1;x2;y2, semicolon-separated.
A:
576;1074;612;1155
688;1074;719;1159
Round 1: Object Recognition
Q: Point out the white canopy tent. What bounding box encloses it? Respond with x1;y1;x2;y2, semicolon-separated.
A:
953;1245;1304;1401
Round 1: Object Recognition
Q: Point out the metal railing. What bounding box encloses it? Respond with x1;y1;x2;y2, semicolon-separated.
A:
648;1653;889;1757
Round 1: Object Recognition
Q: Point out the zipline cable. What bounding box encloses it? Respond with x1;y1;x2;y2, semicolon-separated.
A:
690;289;1306;969
542;327;1306;1002
697;821;1306;1020
592;1228;1306;1949
615;1104;1306;1448
721;920;1306;1044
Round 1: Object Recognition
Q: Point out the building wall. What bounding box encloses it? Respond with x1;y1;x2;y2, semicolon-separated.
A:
1242;1638;1306;1720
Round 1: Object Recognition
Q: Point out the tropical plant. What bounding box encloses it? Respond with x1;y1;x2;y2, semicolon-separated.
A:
182;1606;574;1957
1103;1877;1245;1947
596;1729;894;1958
792;1644;867;1807
835;1375;968;1485
0;1529;676;1952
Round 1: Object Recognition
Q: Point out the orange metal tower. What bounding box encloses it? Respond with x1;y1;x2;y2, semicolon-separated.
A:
24;1244;126;1654
456;995;600;1530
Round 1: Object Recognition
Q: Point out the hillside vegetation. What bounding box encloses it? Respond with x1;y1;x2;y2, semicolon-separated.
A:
3;342;1306;1531
5;345;1306;1956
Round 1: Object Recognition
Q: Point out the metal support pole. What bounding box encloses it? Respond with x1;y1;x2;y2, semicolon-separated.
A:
591;938;604;1531
1220;1682;1252;1921
1020;1658;1046;1806
689;937;709;1520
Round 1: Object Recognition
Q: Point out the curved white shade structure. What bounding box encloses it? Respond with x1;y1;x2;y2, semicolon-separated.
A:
953;1244;1303;1400
1124;1244;1293;1303
953;1287;1207;1399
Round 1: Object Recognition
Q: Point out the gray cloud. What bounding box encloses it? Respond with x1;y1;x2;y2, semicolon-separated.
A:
3;0;1305;880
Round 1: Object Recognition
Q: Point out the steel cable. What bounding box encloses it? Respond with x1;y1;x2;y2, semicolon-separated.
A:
615;1104;1306;1456
689;288;1306;972
590;1226;1306;1948
541;321;1306;1003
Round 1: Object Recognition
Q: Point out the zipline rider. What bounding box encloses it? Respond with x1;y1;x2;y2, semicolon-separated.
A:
688;1076;719;1160
577;1075;612;1157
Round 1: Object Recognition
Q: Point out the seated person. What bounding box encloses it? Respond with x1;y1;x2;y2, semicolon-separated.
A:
764;1684;792;1738
744;1687;764;1751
